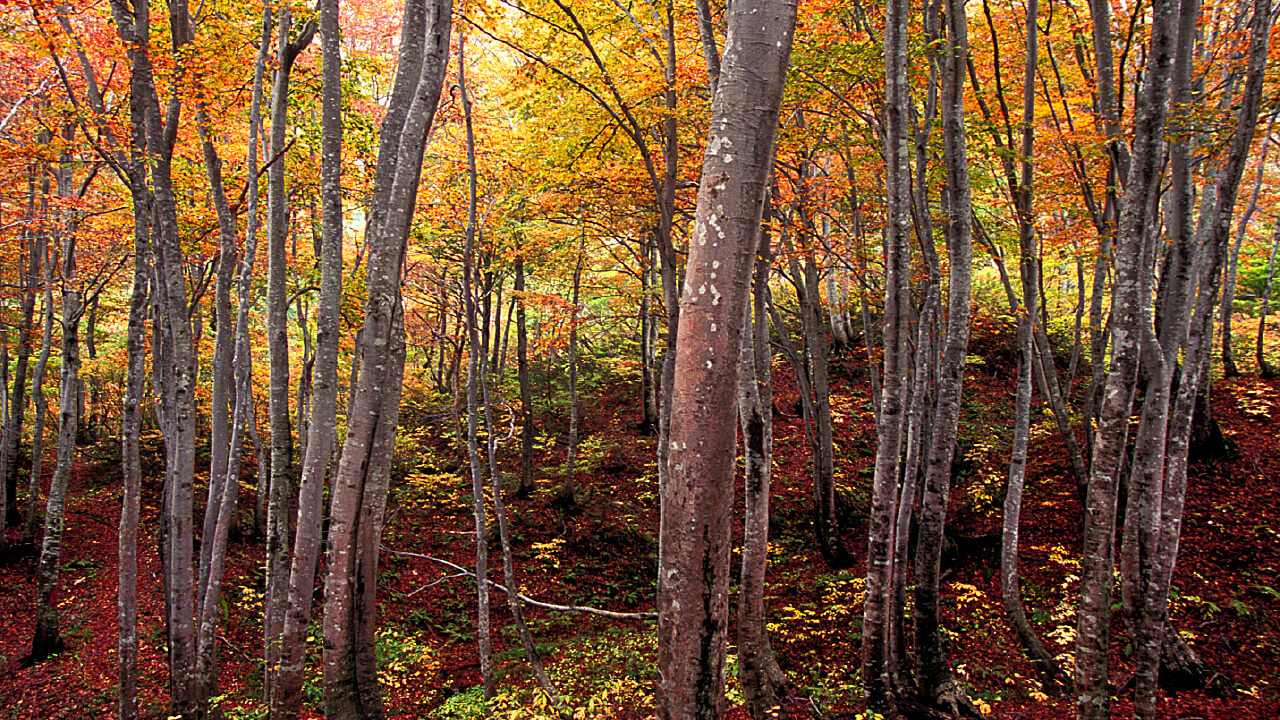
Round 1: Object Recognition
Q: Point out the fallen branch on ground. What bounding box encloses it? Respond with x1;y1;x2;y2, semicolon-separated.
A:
381;546;657;621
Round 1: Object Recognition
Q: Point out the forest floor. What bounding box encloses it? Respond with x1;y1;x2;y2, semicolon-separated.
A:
1;318;1279;719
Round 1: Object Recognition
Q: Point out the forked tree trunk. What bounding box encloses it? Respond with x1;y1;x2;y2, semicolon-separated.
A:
655;0;795;714
263;12;314;697
912;0;976;707
321;1;452;716
1075;0;1180;714
187;52;249;702
273;0;340;713
1124;2;1270;716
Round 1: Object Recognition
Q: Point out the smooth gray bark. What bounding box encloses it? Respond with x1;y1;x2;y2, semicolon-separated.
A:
273;0;341;713
737;230;790;719
31;150;81;662
263;12;314;697
321;1;452;716
1074;0;1180;713
862;0;911;706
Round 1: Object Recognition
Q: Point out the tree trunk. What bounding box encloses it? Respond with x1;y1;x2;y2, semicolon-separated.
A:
2;196;36;530
1125;1;1270;716
862;0;911;705
639;236;659;436
272;0;340;713
458;33;495;706
792;244;850;569
655;1;795;715
462;43;565;709
31;155;81;662
558;245;584;508
1257;222;1279;378
1074;0;1180;713
737;230;790;720
117;109;151;720
20;197;53;546
264;13;314;697
1221;123;1272;377
516;247;536;497
998;0;1062;688
912;0;976;706
321;1;452;716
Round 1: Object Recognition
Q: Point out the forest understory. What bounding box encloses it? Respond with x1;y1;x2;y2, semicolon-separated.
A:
0;317;1277;720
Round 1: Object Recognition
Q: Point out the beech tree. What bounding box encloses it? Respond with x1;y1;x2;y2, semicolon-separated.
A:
1075;0;1182;714
273;0;341;712
321;0;452;715
263;11;314;697
655;0;797;716
31;126;82;662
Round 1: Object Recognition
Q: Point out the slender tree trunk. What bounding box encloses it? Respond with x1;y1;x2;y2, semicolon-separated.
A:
117;167;151;720
515;248;536;497
912;0;976;706
2;199;36;530
737;230;789;720
1257;223;1279;378
558;245;584;507
887;289;933;691
264;14;315;698
272;0;340;713
999;0;1062;687
639;236;659;436
295;298;313;464
31;156;82;662
21;199;53;546
862;0;911;705
456;28;496;709
186;62;249;706
462;46;565;710
1220;123;1272;377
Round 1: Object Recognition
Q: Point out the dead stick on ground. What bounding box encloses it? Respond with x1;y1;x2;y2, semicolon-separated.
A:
381;546;657;621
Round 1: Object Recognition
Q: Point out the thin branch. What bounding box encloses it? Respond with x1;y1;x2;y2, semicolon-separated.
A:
381;546;657;621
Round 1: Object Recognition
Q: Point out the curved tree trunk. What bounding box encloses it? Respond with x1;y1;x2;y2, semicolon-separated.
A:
655;0;796;714
321;1;452;716
31;155;81;662
263;12;315;698
273;0;339;713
